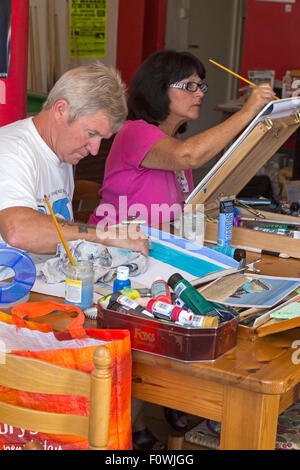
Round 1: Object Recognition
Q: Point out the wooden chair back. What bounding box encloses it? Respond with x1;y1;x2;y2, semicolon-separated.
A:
0;345;112;450
73;179;102;223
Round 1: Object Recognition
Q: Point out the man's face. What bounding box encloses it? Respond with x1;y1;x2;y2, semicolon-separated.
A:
55;107;113;165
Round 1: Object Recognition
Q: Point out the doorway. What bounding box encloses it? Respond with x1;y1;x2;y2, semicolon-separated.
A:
165;0;247;180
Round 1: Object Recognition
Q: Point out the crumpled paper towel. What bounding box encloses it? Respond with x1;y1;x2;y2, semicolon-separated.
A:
35;239;148;284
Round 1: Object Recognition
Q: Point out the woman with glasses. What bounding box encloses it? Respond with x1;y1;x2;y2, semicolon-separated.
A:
89;49;275;228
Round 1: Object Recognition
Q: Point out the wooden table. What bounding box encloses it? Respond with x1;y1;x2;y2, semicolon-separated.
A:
4;254;300;450
130;255;300;450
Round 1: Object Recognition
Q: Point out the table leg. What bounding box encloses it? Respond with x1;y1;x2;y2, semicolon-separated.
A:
220;386;280;450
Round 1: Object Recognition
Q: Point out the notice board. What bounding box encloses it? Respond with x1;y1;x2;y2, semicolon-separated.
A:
69;0;107;59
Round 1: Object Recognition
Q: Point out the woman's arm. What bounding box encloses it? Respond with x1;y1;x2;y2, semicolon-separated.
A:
141;84;275;171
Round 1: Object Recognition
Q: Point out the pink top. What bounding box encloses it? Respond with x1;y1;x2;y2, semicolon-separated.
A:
88;120;194;226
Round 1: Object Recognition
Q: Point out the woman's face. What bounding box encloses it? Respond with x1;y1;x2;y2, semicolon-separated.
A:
167;73;206;123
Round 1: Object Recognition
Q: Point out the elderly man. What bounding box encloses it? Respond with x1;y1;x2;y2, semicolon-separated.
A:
0;62;148;258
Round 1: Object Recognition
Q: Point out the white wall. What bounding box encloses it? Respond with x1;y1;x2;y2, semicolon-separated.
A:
28;0;119;94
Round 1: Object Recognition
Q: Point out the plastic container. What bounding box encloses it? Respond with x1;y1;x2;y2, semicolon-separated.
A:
113;266;131;292
65;261;94;310
0;244;36;308
180;209;205;246
282;71;292;99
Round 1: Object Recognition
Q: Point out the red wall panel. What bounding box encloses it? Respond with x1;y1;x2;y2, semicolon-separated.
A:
142;0;167;61
241;0;300;81
116;0;146;89
116;0;167;89
0;0;29;127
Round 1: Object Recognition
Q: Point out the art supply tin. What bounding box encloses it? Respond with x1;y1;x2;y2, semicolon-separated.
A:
97;302;239;362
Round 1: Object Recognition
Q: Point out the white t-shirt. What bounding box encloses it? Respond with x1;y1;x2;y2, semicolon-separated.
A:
0;117;74;278
0;117;74;230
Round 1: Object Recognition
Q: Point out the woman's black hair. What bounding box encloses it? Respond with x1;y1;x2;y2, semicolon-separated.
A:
127;49;206;132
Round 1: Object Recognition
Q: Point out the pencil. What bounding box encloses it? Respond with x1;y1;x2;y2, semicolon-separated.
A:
209;59;280;100
44;195;76;266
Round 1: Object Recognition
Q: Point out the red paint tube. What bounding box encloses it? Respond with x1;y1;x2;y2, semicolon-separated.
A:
150;278;172;304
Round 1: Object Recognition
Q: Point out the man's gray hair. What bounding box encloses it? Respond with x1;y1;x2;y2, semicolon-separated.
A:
43;61;127;133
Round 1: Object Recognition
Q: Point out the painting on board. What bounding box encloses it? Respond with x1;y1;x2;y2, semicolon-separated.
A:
0;0;12;78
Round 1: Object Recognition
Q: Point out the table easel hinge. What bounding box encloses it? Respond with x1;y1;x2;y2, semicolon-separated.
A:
294;108;300;123
264;117;273;130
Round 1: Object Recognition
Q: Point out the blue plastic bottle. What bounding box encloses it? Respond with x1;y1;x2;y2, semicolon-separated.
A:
113;266;131;292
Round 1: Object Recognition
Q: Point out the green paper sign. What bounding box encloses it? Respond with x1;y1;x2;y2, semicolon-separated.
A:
70;0;107;59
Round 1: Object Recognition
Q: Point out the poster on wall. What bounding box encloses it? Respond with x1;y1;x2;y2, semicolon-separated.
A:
69;0;107;59
0;0;12;78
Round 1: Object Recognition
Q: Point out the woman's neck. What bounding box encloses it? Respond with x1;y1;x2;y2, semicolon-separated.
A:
158;115;185;137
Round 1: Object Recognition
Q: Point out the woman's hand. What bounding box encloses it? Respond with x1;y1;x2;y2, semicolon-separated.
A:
242;83;275;118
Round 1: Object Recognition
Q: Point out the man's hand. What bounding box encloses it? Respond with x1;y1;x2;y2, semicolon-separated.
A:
96;224;149;257
0;206;150;256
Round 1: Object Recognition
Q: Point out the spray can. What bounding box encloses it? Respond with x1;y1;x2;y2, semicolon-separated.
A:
147;299;193;325
167;273;223;319
151;278;172;303
113;266;131;292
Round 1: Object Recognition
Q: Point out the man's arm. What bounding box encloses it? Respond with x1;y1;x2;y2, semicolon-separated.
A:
0;206;149;256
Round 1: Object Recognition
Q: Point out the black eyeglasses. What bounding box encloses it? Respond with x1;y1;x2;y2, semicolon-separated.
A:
169;81;208;94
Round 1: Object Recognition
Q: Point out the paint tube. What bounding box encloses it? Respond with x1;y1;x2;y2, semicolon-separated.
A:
217;195;235;247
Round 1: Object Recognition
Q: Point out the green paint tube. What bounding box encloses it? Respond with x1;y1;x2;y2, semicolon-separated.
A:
167;273;223;320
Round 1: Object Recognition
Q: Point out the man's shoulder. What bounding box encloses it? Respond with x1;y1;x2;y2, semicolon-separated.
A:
0;118;39;158
0;118;33;143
